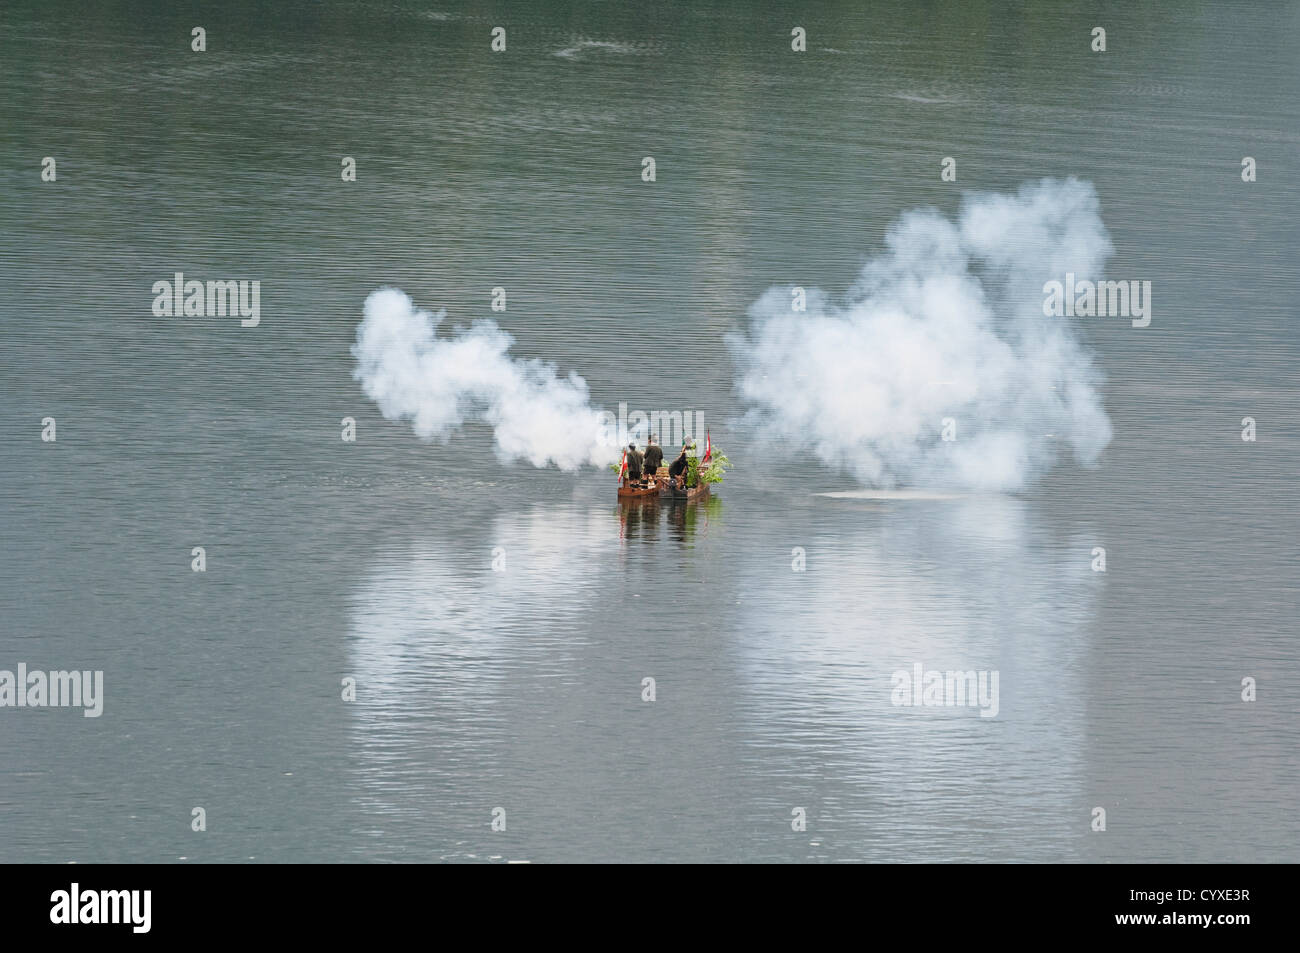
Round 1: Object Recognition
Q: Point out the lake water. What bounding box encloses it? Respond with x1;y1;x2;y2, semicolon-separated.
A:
2;0;1298;862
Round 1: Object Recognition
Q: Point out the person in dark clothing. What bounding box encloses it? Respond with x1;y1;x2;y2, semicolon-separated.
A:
667;441;690;489
643;436;664;480
625;442;644;483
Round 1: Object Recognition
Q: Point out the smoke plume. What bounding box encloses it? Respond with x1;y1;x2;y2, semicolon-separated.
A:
352;288;615;470
729;177;1114;490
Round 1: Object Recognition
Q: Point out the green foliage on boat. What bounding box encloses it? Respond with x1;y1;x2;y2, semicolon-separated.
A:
608;444;732;487
687;446;731;487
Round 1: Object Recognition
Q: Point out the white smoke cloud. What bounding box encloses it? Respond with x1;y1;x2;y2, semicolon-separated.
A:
729;177;1115;490
352;288;617;470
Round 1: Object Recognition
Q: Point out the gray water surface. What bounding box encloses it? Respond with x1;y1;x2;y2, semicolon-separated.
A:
2;0;1298;862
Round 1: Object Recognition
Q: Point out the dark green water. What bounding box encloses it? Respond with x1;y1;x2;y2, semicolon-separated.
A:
1;0;1297;861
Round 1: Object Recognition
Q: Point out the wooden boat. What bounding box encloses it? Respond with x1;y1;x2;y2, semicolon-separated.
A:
616;466;667;501
616;479;663;501
618;464;712;503
663;478;710;502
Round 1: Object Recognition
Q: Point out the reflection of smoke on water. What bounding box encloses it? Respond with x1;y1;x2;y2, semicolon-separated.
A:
342;491;1100;860
344;504;614;855
348;505;612;697
730;495;1101;860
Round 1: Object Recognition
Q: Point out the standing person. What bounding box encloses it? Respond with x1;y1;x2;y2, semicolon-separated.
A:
626;442;644;484
643;435;663;482
667;440;690;489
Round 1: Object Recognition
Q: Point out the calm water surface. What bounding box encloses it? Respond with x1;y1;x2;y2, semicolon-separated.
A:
1;0;1298;862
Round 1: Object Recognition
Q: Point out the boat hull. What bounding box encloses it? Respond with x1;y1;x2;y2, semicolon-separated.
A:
665;481;710;502
617;465;668;500
617;466;712;503
616;481;662;501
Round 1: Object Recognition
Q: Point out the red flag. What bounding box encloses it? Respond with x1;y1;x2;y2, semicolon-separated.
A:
702;430;712;464
618;450;627;483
